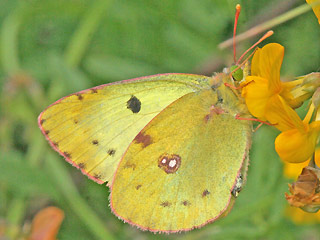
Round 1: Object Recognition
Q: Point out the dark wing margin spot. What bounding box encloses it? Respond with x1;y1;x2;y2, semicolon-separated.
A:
127;95;141;113
64;151;71;159
94;174;101;180
52;141;59;147
78;163;85;169
91;88;98;93
92;140;99;145
40;119;46;125
45;130;50;135
77;94;83;100
136;184;142;190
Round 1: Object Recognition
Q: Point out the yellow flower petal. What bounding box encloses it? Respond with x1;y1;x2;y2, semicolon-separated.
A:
275;127;319;163
265;95;305;132
241;76;269;121
283;161;309;179
250;47;261;76
256;43;284;93
306;0;320;24
284;147;320;179
310;120;320;133
242;43;288;123
286;206;320;224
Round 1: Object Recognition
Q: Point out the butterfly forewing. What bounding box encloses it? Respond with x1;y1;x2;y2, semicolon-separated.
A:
39;74;210;183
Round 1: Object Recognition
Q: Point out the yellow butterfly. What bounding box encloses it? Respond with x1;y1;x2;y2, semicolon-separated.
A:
38;71;252;232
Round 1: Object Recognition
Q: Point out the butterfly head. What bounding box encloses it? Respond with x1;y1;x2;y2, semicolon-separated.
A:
208;70;247;115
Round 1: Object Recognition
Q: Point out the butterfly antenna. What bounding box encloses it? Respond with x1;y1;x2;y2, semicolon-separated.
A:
236;30;274;64
233;4;241;63
229;48;257;77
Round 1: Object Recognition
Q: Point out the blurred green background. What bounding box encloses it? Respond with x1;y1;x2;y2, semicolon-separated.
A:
1;0;320;239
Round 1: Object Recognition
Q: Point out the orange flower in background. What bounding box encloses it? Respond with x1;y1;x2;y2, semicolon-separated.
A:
28;206;64;240
307;0;320;24
0;206;64;240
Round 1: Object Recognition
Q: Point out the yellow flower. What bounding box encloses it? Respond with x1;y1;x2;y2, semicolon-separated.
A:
242;43;320;163
241;43;305;131
306;0;320;24
283;160;310;179
275;103;320;163
283;148;320;179
284;148;320;179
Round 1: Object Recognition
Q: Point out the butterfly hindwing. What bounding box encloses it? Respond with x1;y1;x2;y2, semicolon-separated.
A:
38;74;210;183
110;84;252;232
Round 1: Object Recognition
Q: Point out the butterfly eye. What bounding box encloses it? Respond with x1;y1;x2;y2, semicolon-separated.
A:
230;65;243;81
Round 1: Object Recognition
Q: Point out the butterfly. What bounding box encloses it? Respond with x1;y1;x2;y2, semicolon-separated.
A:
37;3;260;232
38;71;252;232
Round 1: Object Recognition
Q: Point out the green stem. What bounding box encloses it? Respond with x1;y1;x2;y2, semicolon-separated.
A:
26;129;46;166
64;0;113;68
6;197;26;239
46;152;115;240
219;2;318;49
0;6;24;74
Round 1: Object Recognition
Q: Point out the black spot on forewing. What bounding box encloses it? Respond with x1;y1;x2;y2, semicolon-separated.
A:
45;130;50;135
92;140;99;145
136;184;142;190
127;95;141;113
40;119;46;125
52;141;59;147
74;119;78;124
107;149;116;156
91;88;98;93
